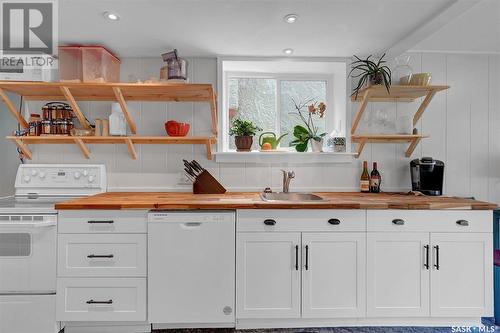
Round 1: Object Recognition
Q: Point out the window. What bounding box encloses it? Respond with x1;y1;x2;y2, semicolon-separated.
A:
219;59;348;155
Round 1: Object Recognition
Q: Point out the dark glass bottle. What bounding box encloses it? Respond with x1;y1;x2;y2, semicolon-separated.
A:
370;162;381;193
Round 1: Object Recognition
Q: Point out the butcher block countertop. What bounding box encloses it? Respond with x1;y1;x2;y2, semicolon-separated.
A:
54;192;498;210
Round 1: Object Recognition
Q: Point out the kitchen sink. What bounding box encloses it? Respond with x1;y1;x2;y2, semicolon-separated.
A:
260;192;324;202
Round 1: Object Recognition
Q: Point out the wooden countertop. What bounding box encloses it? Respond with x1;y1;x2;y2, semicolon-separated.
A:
54;192;498;210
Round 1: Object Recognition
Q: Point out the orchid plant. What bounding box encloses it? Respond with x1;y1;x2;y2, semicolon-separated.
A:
289;98;327;152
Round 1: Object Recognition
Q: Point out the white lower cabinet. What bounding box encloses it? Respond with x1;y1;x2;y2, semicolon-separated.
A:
236;232;301;319
367;232;430;317
430;233;493;317
302;233;366;318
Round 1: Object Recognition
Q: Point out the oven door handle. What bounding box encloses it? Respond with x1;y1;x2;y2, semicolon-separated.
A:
0;221;56;228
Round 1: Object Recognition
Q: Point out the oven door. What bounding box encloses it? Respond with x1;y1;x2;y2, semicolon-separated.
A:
0;214;57;293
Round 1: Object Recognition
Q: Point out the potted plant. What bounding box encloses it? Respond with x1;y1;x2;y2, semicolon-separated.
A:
289;98;327;152
349;53;392;99
229;118;262;152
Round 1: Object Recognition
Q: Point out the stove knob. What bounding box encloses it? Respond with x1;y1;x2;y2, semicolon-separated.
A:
74;171;81;179
88;175;95;183
83;170;89;177
39;172;46;179
23;175;31;183
31;170;38;176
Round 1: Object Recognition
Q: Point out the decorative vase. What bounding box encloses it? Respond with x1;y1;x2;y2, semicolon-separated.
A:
310;138;323;152
235;136;253;152
393;55;413;85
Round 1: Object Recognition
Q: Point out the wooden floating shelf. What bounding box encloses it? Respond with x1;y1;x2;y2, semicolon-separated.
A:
0;81;218;135
350;85;449;158
351;134;427;158
7;136;217;160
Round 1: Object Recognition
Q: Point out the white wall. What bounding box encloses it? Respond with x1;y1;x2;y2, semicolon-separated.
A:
0;93;20;196
19;54;500;204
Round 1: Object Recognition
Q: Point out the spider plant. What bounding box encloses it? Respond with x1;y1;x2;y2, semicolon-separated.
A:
349;53;392;99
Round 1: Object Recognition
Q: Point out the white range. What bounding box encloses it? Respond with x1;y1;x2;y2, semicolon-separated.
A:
0;164;106;333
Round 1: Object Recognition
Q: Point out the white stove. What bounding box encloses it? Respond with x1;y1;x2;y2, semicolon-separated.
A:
0;164;106;333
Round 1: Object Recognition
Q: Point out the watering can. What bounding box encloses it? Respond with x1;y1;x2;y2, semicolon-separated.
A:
259;132;288;150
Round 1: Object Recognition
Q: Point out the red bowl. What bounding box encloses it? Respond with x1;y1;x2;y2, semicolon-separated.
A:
165;121;190;137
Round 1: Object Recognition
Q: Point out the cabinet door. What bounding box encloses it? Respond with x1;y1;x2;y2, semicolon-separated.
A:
430;233;493;317
367;232;430;317
302;233;366;318
236;232;301;319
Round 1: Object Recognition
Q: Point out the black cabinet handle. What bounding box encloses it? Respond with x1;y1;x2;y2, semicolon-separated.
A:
392;219;405;225
87;220;114;224
305;245;309;270
295;245;299;271
434;245;440;270
86;299;113;305
328;218;341;225
456;220;469;226
87;254;114;259
263;219;276;226
424;245;429;270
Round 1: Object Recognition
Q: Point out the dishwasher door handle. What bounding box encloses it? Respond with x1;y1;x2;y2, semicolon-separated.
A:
180;222;203;229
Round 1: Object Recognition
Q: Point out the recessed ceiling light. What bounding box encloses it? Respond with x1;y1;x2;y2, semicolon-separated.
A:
283;14;298;24
283;48;294;55
103;11;120;21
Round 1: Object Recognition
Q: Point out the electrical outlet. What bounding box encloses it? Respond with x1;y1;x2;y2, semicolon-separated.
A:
177;172;192;186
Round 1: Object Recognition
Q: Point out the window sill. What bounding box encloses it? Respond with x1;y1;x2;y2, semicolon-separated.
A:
214;150;356;164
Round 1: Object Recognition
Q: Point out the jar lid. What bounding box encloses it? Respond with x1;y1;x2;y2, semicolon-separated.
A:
30;113;41;118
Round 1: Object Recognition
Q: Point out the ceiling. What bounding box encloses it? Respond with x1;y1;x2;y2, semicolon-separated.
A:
412;0;500;54
59;0;458;58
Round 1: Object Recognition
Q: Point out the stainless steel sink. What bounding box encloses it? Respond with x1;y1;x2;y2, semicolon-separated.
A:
260;192;324;202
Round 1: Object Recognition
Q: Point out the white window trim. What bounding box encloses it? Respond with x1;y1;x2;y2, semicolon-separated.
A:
216;57;355;163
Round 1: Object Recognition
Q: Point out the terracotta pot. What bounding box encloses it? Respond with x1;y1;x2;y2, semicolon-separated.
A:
235;136;253;152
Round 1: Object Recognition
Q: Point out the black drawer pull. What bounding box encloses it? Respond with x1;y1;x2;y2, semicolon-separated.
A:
295;245;299;271
264;219;276;226
456;220;469;226
434;245;440;270
87;254;114;259
392;219;405;225
305;245;309;270
86;299;113;305
87;220;114;224
328;218;341;225
424;245;429;270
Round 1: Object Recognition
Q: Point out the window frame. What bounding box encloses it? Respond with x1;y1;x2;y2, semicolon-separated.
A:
223;71;334;152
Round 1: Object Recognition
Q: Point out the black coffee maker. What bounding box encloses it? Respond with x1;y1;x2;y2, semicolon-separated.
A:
410;157;444;196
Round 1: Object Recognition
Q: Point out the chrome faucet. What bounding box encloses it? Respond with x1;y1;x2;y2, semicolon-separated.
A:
281;169;295;193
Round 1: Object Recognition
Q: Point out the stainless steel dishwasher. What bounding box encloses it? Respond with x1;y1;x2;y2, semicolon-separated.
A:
148;211;235;329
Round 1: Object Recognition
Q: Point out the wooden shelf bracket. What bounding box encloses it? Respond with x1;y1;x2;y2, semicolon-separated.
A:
125;137;137;160
113;87;137;134
73;138;91;159
413;90;437;126
10;137;32;160
350;89;372;135
210;92;218;135
60;86;91;130
0;88;29;129
405;136;422;158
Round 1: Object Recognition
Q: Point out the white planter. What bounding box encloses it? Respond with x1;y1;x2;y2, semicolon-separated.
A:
310;139;323;152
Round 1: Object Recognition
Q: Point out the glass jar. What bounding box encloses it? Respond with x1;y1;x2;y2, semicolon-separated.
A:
42;106;50;120
41;120;52;135
393;55;413;85
28;114;41;136
167;58;188;80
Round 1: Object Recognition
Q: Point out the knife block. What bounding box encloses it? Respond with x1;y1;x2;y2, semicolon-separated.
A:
193;170;226;194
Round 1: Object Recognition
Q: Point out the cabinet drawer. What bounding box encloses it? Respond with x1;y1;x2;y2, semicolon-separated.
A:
367;210;492;233
58;234;147;277
56;277;146;322
58;210;147;234
237;210;365;232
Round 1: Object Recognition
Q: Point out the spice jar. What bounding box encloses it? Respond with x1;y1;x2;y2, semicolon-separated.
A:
42;106;50;120
28;114;41;136
41;120;51;135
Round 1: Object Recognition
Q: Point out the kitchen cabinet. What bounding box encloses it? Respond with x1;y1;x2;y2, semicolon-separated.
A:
236;232;301;319
430;233;492;317
302;233;366;318
367;232;430;317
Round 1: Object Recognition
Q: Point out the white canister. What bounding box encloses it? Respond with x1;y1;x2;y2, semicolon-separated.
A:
109;103;127;136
